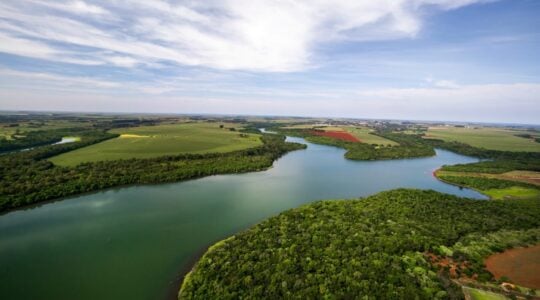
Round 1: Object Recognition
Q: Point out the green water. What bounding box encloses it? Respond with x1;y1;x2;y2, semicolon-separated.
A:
0;136;485;300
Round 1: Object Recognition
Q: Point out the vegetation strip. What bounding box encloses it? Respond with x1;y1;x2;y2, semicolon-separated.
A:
0;131;305;212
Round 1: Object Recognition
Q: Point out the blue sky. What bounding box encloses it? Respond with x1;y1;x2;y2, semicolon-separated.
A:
0;0;539;124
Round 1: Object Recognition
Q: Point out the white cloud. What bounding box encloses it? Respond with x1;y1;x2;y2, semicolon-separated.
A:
0;0;490;72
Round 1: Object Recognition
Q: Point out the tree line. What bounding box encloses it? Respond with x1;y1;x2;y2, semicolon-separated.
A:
275;128;435;160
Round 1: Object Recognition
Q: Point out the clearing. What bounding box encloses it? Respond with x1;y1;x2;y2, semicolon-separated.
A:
49;122;262;166
424;126;540;152
485;244;540;289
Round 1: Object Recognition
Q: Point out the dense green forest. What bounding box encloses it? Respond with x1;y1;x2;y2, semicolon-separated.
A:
275;128;435;160
0;131;305;211
179;189;540;299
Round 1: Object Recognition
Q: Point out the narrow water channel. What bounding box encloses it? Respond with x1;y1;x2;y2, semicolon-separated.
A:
0;136;485;300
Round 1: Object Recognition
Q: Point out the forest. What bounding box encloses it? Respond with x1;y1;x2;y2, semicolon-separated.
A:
179;189;540;299
0;130;305;211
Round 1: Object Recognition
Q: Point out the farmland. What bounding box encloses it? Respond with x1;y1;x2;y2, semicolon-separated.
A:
49;123;262;166
282;124;398;146
310;130;360;142
424;126;540;152
485;244;540;289
344;127;398;146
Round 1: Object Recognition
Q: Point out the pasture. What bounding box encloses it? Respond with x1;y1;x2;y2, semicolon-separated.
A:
425;126;540;152
49;123;262;166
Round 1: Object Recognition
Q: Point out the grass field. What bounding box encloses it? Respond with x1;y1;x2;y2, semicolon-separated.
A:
49;123;262;166
483;186;540;200
463;287;508;300
425;126;540;152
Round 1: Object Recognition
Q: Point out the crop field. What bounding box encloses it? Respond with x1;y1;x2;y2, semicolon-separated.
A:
344;127;398;146
485;244;540;289
424;126;540;152
283;124;398;145
310;130;360;142
49;122;262;166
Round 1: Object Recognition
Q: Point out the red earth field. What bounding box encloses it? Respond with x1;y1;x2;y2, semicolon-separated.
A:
310;130;361;142
485;244;540;289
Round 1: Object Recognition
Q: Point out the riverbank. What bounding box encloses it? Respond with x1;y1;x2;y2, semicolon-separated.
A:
0;133;306;212
178;189;540;299
0;135;487;300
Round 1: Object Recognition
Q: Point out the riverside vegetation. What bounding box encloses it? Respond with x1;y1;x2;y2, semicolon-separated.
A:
275;128;435;160
276;125;540;199
0;127;305;212
179;189;540;299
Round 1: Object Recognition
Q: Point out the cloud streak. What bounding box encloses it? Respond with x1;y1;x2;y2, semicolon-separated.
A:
0;0;490;72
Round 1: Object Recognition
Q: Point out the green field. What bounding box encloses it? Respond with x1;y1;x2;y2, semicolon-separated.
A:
425;126;540;152
49;123;262;166
345;127;398;146
463;287;508;300
483;186;540;200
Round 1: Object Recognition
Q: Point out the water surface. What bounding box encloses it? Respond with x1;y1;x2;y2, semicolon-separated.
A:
0;136;485;300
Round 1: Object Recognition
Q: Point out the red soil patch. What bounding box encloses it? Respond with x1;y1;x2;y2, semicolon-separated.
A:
310;130;361;142
485;244;540;289
425;252;475;279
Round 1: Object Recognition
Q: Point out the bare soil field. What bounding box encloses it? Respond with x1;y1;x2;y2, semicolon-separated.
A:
485;244;540;289
310;130;360;142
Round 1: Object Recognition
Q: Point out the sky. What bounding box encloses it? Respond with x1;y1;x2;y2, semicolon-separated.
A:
0;0;539;124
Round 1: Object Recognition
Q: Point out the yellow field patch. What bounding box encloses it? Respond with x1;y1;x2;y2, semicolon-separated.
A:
120;134;151;138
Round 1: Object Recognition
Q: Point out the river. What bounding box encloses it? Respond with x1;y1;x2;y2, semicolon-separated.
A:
0;135;486;300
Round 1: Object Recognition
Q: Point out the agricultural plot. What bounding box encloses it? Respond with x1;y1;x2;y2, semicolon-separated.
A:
282;124;398;145
485;244;540;289
435;170;540;200
344;127;398;146
49;123;262;166
425;126;540;152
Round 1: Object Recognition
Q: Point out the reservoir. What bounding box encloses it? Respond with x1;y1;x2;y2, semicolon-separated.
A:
0;136;485;300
